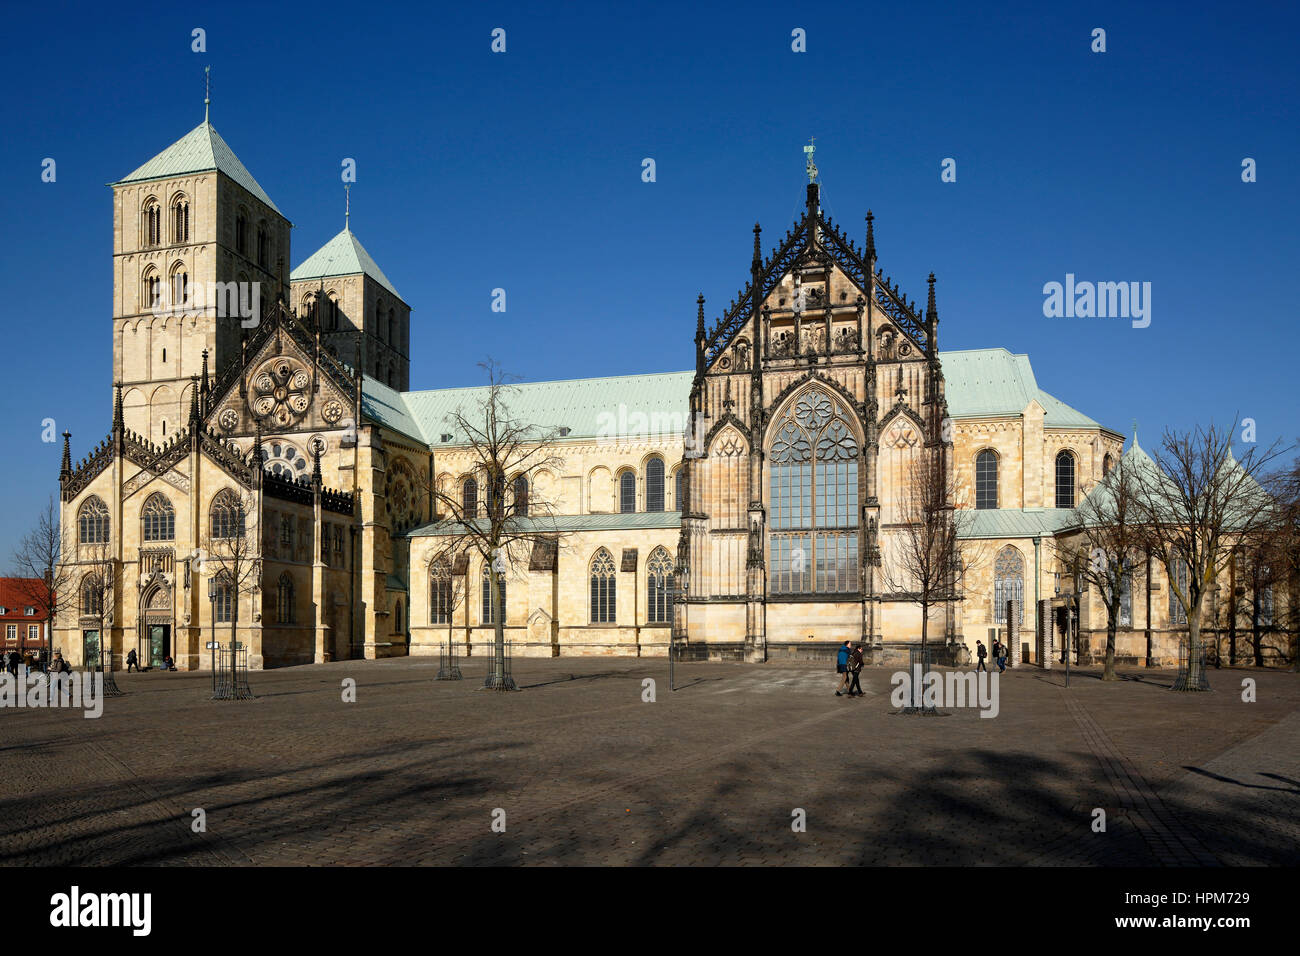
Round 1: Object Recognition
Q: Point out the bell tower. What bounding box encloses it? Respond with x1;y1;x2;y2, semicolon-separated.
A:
109;79;289;442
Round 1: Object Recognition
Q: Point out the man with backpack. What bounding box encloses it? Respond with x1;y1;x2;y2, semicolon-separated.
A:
995;639;1008;673
834;640;852;696
975;640;988;673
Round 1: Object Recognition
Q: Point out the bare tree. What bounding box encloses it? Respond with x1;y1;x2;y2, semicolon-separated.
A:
425;360;567;690
1263;455;1300;671
883;450;981;661
1130;423;1283;690
198;489;262;658
1057;451;1147;680
10;496;74;667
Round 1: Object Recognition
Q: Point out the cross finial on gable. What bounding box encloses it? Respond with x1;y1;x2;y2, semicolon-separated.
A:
204;66;210;123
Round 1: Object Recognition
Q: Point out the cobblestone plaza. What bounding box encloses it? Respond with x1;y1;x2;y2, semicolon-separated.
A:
2;659;1295;866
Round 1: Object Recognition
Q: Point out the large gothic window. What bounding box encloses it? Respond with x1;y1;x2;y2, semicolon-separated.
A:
674;468;684;512
647;546;673;624
768;388;859;594
1055;451;1076;509
993;546;1024;628
481;563;506;625
143;200;161;247
214;573;233;623
172;197;189;243
1168;560;1188;627
211;490;245;540
81;574;103;617
78;497;110;544
141;493;175;542
975;450;998;510
645;457;665;512
277;573;295;624
589;549;617;623
1118;561;1133;627
461;478;478;517
430;560;452;624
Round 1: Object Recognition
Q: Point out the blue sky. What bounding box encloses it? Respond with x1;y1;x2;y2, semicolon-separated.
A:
1;0;1297;561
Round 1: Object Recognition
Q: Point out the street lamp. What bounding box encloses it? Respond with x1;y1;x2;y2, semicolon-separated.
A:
207;578;217;694
670;562;690;692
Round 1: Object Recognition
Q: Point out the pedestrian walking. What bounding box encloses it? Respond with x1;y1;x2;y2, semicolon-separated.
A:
834;640;852;696
995;640;1007;673
126;648;139;673
975;640;988;673
847;644;865;696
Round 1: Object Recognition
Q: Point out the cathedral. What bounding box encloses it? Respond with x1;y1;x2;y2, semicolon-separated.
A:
60;110;1222;673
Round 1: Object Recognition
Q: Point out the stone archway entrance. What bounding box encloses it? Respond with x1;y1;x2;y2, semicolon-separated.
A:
139;574;173;670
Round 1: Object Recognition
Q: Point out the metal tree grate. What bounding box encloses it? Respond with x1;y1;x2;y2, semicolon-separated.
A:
1172;642;1210;692
212;643;256;701
481;639;517;692
436;635;463;681
98;661;125;697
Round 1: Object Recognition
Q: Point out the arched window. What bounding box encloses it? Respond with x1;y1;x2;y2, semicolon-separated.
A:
256;223;269;268
975;450;998;510
210;490;245;539
1103;453;1114;477
81;574;103;617
481;562;506;625
768;387;859;594
389;309;396;345
619;471;636;514
141;493;175;542
674;468;685;512
394;601;403;634
647;546;673;624
1118;560;1133;628
1055;451;1076;509
1168;560;1188;627
214;573;233;623
462;478;478;517
277;573;295;624
512;475;529;517
170;265;189;306
646;457;665;512
430;560;452;624
235;210;248;255
78;497;110;544
590;549;617;623
326;293;339;331
142;269;161;309
142;200;161;247
993;546;1024;629
171;197;189;243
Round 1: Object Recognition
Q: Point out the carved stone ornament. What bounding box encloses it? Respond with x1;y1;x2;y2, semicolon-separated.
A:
251;357;312;428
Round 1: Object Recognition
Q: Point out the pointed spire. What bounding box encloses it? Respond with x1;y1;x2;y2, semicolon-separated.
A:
113;382;123;430
200;348;210;410
695;294;706;342
311;443;323;487
927;272;937;321
344;184;350;231
203;66;211;124
251;421;264;464
189;375;200;423
752;223;762;270
60;431;72;480
865;211;875;262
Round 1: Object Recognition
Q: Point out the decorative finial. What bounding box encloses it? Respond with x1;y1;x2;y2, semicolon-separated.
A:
204;66;210;123
752;223;762;267
344;184;350;231
113;382;123;429
865;210;875;261
189;375;200;423
927;272;937;321
803;136;817;183
696;294;705;339
60;431;72;479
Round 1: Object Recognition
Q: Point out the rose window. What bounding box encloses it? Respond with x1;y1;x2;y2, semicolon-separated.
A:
251;359;311;427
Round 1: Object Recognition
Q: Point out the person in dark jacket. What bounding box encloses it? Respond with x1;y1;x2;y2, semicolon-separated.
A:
834;640;852;696
847;644;866;697
975;640;988;673
126;648;140;673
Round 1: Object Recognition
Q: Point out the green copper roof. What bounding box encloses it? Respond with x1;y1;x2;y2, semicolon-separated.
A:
959;508;1077;539
363;350;1106;452
404;511;683;537
402;370;695;448
113;121;282;215
941;348;1101;429
291;228;403;301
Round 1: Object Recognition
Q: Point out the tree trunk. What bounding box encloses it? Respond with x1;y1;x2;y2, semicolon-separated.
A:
1103;609;1117;680
1185;604;1207;690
